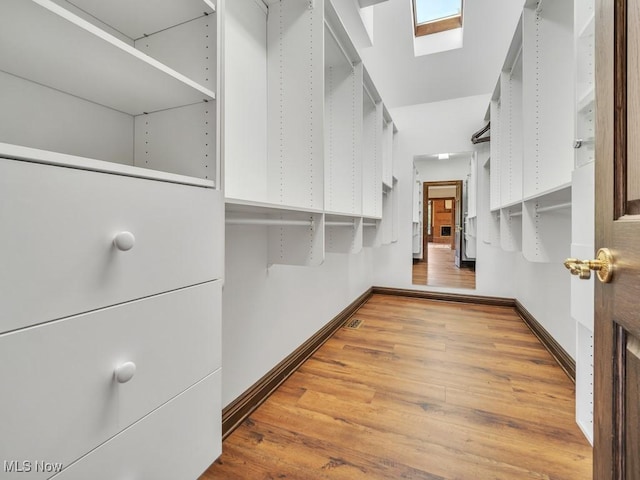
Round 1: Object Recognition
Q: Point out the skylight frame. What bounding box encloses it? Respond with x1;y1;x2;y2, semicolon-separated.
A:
412;0;464;37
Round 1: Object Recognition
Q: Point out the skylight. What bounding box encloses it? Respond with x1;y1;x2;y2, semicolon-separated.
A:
413;0;463;37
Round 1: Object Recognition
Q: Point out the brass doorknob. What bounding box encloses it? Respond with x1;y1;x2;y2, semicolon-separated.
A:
564;248;614;283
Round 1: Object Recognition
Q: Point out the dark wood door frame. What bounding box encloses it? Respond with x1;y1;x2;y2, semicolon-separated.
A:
422;180;462;260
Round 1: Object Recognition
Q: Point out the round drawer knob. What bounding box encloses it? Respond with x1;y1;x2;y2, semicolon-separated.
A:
114;231;135;251
114;361;136;383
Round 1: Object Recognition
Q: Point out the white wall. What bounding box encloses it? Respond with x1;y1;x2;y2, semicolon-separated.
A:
222;226;374;406
374;94;517;297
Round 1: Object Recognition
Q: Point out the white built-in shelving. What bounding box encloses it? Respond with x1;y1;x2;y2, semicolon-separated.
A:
0;0;223;476
485;0;575;263
523;0;575;198
0;0;219;184
224;0;396;264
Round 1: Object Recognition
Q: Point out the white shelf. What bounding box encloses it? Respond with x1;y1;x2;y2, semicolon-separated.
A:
0;142;214;188
64;0;215;40
225;198;324;216
522;181;571;203
0;0;215;116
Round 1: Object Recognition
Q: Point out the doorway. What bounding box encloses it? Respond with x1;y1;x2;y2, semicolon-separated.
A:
412;179;476;288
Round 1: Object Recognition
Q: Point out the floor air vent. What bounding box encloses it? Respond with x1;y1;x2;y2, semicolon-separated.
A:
344;318;363;329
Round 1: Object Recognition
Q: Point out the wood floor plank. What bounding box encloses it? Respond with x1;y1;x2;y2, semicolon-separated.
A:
200;294;592;480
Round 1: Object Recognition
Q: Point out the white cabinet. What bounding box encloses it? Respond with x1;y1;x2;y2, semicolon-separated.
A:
0;0;223;476
53;371;222;480
0;158;223;333
0;282;221;477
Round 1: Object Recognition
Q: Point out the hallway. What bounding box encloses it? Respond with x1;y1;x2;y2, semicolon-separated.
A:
413;243;476;289
200;294;592;479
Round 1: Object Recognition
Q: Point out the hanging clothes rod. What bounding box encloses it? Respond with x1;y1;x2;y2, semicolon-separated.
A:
226;218;313;227
325;221;355;227
509;211;523;217
471;121;491;144
536;202;571;214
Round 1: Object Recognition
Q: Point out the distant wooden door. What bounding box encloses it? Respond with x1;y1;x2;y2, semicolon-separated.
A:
594;0;640;478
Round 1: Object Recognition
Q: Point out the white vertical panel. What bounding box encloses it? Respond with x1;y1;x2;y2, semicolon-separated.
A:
134;102;215;182
363;219;381;248
267;0;324;209
489;100;501;211
224;0;268;200
362;95;382;218
500;64;523;207
392;178;399;242
500;206;522;252
576;322;594;444
523;1;574;198
324;59;362;215
382;120;393;188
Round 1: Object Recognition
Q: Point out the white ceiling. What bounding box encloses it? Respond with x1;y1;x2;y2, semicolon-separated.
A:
355;0;525;108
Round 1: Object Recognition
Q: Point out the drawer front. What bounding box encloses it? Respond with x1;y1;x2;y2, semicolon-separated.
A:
52;371;222;480
0;157;223;333
0;281;221;480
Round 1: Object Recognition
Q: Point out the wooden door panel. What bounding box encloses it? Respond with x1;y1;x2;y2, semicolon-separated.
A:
624;333;640;479
627;0;640;208
595;0;640;478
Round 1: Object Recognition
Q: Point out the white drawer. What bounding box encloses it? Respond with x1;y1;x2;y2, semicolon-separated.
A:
0;281;221;480
0;157;224;333
53;370;221;480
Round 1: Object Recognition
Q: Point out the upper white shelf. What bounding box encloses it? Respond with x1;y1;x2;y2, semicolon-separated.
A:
225;198;325;216
63;0;215;40
523;181;571;204
0;142;215;188
0;0;215;116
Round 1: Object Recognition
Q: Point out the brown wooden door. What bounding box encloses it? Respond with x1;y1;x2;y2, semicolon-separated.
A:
594;0;640;478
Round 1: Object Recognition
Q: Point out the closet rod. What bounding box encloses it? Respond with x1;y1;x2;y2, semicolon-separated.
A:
325;221;355;227
536;202;571;214
226;218;313;227
509;211;523;217
325;21;353;68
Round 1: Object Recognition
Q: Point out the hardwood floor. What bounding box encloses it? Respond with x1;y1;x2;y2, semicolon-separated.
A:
413;243;476;289
200;294;592;480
